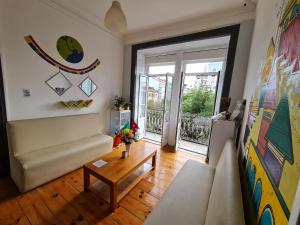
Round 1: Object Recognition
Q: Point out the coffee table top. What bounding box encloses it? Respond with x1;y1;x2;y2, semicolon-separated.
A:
84;141;157;184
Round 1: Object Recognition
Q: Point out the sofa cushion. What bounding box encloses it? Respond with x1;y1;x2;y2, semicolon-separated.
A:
15;134;113;191
8;113;102;155
144;160;215;225
204;139;245;225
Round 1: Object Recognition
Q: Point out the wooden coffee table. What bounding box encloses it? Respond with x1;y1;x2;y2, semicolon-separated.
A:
83;141;157;211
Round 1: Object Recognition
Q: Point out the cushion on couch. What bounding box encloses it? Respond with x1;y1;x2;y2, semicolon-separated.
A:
15;134;113;192
16;134;112;169
8;113;102;155
144;139;245;225
204;139;245;225
144;160;215;225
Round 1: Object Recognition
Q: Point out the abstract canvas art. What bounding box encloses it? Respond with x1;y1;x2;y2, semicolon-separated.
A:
243;0;300;224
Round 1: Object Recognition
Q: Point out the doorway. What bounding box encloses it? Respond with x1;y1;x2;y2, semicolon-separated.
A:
137;63;174;145
145;64;174;145
136;48;226;156
131;25;240;155
177;60;222;155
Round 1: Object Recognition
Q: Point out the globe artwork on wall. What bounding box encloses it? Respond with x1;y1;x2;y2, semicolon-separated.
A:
56;35;84;64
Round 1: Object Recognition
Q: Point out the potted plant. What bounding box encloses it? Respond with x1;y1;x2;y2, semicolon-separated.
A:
114;96;126;111
124;102;131;110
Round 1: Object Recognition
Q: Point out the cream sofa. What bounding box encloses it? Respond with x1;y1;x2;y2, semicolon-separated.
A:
7;114;113;193
144;139;244;225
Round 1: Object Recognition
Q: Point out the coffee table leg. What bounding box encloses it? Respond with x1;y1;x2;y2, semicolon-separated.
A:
152;152;157;170
110;183;118;211
83;168;90;192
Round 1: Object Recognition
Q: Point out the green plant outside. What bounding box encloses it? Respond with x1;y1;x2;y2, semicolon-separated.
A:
182;87;215;117
147;87;215;117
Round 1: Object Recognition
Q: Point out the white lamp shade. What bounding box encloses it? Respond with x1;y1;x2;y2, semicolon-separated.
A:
104;1;128;33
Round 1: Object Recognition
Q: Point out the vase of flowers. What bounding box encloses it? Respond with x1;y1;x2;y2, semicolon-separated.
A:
120;128;137;158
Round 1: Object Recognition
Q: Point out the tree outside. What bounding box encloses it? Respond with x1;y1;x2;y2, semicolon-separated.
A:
147;100;164;110
147;86;215;117
182;87;215;117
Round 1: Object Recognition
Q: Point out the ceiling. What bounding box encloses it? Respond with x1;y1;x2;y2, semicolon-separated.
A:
49;0;255;34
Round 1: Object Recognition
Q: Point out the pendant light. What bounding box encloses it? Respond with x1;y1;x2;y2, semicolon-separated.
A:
104;1;128;33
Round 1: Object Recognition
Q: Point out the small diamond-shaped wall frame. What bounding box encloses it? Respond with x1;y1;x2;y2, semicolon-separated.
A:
45;71;72;96
78;77;97;97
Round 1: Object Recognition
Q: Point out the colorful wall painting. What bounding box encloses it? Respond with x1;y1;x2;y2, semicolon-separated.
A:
243;0;300;224
56;35;84;64
24;35;100;75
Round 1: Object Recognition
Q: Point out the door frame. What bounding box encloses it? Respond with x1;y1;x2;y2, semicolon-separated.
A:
161;74;173;147
130;24;240;118
0;58;9;177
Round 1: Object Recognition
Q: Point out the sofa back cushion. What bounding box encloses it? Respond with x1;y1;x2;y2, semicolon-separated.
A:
204;139;245;225
7;113;102;155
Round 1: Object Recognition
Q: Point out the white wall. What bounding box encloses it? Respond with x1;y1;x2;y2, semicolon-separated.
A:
228;19;255;112
122;20;255;112
0;0;123;133
240;0;284;148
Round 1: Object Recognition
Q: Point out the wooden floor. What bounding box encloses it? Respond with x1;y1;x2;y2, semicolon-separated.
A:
0;142;205;225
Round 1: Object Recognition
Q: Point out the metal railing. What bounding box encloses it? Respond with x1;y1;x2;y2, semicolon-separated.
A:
146;109;212;145
146;109;164;134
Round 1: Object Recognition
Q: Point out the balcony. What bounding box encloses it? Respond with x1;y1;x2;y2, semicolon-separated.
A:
145;109;211;155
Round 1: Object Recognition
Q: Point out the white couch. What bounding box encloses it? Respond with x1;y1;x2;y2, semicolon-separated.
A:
7;113;113;193
144;139;245;225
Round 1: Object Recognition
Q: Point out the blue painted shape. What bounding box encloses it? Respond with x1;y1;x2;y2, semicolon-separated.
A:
253;180;262;215
250;166;256;193
67;51;84;64
259;208;273;225
246;159;252;178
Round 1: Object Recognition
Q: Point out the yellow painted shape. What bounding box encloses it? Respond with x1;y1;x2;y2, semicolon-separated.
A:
261;39;275;84
251;108;263;146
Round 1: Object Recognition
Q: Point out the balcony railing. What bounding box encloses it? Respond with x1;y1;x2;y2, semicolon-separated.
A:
146;109;164;134
146;109;212;145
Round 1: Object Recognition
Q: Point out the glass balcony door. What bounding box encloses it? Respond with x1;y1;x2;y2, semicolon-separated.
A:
175;60;222;155
136;63;175;146
145;75;166;143
136;75;148;139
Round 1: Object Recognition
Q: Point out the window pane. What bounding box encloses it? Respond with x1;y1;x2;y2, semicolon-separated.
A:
185;62;223;73
207;62;223;72
149;65;175;75
147;76;166;110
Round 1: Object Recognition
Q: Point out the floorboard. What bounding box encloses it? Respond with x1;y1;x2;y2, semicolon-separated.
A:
0;142;205;225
